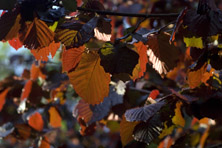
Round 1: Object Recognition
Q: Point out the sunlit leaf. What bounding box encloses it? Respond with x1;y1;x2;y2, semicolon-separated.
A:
147;32;179;75
49;107;62;128
120;116;139;146
0;88;10;111
172;101;185;127
28;112;44;131
131;42;148;80
20;80;33;101
31;42;61;61
20;18;54;49
8;37;23;50
68;51;110;105
62;46;85;73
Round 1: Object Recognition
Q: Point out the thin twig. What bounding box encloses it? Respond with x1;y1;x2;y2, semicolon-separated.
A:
77;7;179;18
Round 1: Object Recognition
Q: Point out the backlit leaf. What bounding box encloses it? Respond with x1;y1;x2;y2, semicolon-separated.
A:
48;107;62;128
28;112;44;131
8;37;23;50
172;101;185;127
74;99;93;123
131;42;148;80
184;37;204;49
20;18;54;49
56;17;99;48
147;32;179;75
0;88;10;112
31;42;61;61
68;51;110;104
20;80;33;101
120;116;139;146
62;46;85;73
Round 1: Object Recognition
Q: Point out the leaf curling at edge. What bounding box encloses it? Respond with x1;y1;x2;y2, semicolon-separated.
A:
99;42;139;75
68;51;110;105
146;32;179;76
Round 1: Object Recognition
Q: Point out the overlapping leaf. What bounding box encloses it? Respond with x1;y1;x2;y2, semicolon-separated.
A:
147;32;179;75
125;100;165;122
0;10;20;41
68;51;110;104
62;46;85;73
99;42;139;75
20;18;54;49
28;112;44;131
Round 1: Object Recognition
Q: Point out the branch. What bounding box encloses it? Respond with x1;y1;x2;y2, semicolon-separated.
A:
77;7;179;18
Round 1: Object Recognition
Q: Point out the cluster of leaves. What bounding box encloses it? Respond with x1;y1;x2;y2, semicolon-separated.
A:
0;0;222;147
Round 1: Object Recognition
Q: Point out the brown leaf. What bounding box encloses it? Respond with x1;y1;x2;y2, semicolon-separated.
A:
28;112;44;131
68;51;110;105
20;18;54;49
48;107;62;128
0;88;10;111
62;46;85;73
74;99;93;123
120;116;140;146
39;137;50;148
147;32;179;76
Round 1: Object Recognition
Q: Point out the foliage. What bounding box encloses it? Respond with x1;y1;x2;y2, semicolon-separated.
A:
0;0;222;148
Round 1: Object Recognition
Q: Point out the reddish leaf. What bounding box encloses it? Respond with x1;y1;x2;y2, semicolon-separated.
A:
78;117;96;136
31;42;60;61
48;107;62;128
28;112;44;131
74;99;93;123
39;137;50;148
131;42;148;80
0;88;10;111
68;51;110;105
149;89;160;100
20;80;33;101
120;116;140;146
30;63;46;80
62;46;85;73
8;37;23;50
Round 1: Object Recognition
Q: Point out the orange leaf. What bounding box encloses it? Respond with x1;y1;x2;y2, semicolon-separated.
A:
187;64;213;89
39;137;50;148
48;107;62;128
0;88;10;111
131;42;148;80
20;80;33;101
68;51;110;105
31;42;60;61
8;37;23;50
74;99;93;123
120;116;140;146
149;89;160;100
30;63;46;80
78;117;96;136
62;46;85;73
20;18;54;49
28;112;44;131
